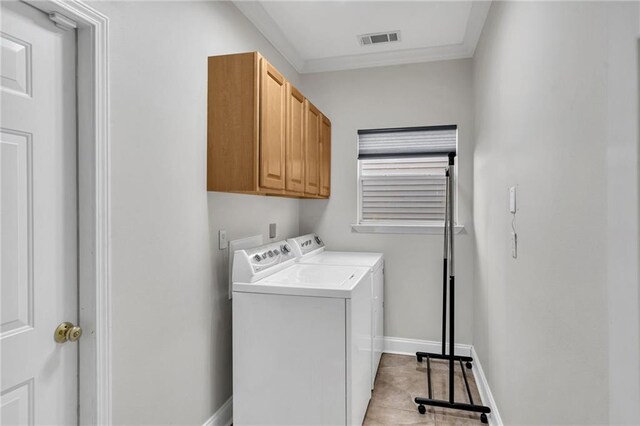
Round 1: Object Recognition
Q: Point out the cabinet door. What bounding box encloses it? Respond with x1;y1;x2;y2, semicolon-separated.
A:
260;59;286;190
320;115;331;197
304;101;321;195
286;84;305;193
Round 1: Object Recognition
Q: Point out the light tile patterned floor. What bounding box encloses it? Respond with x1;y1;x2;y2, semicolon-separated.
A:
363;353;484;425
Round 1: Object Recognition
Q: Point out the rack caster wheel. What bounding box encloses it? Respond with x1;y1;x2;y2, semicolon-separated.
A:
466;361;473;369
480;413;488;424
417;356;423;362
418;405;426;415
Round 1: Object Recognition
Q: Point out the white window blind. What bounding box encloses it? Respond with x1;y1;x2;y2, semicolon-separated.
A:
357;126;456;225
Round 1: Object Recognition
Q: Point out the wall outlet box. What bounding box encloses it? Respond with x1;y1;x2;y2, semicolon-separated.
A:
511;231;517;259
509;186;517;213
269;223;277;239
219;230;227;250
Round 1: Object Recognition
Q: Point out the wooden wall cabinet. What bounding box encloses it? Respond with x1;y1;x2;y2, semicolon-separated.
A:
207;52;331;199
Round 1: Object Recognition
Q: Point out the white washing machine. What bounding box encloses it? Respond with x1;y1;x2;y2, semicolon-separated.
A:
288;234;384;389
232;240;372;426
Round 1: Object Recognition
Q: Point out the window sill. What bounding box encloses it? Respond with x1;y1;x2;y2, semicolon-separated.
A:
351;224;465;235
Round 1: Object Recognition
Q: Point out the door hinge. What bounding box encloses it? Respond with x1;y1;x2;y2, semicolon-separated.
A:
48;12;77;31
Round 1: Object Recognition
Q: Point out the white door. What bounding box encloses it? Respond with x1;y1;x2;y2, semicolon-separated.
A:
1;1;78;424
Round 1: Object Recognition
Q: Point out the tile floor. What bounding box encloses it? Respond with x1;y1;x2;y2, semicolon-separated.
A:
363;353;485;425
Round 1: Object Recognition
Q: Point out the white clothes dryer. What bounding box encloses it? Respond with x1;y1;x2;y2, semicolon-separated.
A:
288;234;384;389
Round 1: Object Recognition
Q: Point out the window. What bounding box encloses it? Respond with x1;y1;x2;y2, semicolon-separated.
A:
355;125;458;232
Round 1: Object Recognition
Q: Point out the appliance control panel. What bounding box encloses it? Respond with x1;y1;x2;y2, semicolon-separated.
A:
288;233;325;257
243;241;295;273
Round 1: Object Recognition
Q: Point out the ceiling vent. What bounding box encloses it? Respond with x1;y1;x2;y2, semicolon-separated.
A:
358;31;401;46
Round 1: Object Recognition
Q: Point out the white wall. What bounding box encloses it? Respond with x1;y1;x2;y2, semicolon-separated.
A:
84;1;640;424
299;60;475;343
605;2;640;423
89;2;301;424
472;1;640;423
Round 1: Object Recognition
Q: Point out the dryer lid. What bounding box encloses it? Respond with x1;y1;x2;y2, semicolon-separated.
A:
297;251;384;271
262;264;368;288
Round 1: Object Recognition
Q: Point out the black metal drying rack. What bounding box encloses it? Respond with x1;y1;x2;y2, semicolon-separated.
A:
414;152;491;424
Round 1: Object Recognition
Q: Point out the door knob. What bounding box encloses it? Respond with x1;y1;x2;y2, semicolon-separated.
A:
54;321;83;343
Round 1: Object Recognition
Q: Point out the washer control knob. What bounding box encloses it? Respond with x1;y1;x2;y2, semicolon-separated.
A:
253;254;261;262
267;250;274;257
262;253;267;260
281;244;290;254
273;249;280;255
314;236;322;245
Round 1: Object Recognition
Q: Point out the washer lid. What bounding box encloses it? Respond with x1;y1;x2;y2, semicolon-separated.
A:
233;264;370;298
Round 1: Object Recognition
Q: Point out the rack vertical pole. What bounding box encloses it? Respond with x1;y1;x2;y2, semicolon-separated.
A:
441;171;449;356
448;152;455;403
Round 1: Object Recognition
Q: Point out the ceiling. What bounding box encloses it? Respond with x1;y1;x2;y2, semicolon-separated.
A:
233;1;492;74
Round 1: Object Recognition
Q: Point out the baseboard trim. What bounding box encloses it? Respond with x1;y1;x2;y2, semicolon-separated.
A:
383;336;472;357
383;336;502;426
470;346;503;426
203;397;233;426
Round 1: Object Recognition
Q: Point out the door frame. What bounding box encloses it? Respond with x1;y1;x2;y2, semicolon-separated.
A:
20;0;112;423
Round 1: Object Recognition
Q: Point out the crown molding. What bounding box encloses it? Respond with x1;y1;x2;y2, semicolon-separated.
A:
462;1;492;57
302;42;473;74
232;1;305;72
234;1;491;74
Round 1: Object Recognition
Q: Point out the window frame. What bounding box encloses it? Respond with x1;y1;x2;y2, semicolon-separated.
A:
353;126;463;235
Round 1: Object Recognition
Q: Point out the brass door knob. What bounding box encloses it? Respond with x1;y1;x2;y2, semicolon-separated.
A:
54;322;83;343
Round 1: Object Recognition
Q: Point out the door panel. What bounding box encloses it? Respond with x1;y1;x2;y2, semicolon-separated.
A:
259;59;286;190
304;101;320;195
320;115;331;197
1;130;32;337
1;2;78;424
285;84;304;193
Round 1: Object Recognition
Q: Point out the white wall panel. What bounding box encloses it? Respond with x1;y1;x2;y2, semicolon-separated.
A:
300;59;474;344
87;2;301;424
472;2;640;423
